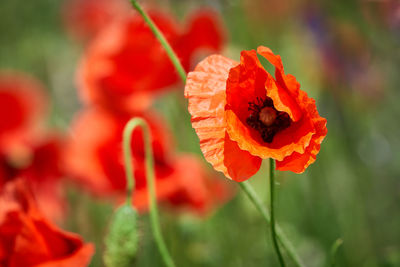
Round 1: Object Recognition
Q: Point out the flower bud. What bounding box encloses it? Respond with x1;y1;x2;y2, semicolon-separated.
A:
104;204;138;267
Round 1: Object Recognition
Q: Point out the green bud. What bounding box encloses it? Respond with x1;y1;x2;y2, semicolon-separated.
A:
104;204;138;267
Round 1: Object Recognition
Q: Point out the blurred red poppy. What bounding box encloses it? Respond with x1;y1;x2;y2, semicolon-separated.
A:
185;46;327;181
0;71;66;221
0;179;94;267
64;108;232;214
164;154;233;216
78;8;225;114
20;136;66;221
62;0;130;41
64;108;173;197
0;135;66;223
0;72;46;157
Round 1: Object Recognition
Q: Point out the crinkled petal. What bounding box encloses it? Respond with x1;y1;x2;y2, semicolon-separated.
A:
276;110;327;173
225;109;314;161
185;55;261;181
225;50;268;122
257;46;302;121
224;47;325;166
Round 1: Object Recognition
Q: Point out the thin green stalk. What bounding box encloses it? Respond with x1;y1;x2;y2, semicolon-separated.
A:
329;238;343;267
129;0;187;83
269;159;286;267
122;118;176;267
239;182;305;267
123;119;137;205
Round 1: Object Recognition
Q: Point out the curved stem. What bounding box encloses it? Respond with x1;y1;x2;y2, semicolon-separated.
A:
129;0;187;83
123;119;137;205
122;118;176;267
239;182;305;267
269;159;286;267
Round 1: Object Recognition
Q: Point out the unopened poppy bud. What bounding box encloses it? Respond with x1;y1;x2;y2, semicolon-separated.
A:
104;204;138;267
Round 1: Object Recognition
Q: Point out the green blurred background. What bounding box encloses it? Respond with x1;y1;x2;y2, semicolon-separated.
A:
1;0;399;266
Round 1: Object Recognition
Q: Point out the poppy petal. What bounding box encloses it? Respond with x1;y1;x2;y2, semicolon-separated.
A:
276;111;327;173
225;109;314;161
177;9;225;63
185;55;261;181
165;154;233;215
225;50;268;123
257;46;303;121
0;72;47;155
0;180;94;267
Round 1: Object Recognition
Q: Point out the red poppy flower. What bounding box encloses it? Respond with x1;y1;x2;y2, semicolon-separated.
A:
0;179;94;267
184;46;327;181
64;108;232;214
62;0;130;41
64;108;174;198
78;8;224;114
21;136;66;221
0;135;66;222
0;72;65;221
0;72;46;156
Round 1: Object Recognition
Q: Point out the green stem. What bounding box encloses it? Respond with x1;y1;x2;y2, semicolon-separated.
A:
239;182;305;267
123;119;137;205
122;118;176;267
269;159;286;267
329;238;343;267
129;0;187;83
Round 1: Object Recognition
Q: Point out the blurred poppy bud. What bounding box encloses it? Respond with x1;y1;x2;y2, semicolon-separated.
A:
104;204;138;267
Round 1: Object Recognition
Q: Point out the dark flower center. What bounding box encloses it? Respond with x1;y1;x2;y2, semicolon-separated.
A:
246;97;292;143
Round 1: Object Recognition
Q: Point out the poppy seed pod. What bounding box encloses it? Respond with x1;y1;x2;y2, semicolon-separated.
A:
104;204;138;267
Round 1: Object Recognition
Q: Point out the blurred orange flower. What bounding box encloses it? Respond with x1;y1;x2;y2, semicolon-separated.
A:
185;46;327;181
64;108;232;215
78;8;224;114
0;179;94;267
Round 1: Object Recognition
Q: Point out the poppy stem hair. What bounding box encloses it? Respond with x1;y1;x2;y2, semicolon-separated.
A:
129;0;187;83
269;158;286;267
122;118;176;267
238;181;305;267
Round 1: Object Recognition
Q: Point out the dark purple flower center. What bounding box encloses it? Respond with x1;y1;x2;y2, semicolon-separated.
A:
246;97;292;143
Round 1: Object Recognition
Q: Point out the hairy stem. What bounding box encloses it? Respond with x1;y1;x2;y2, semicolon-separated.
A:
122;118;176;267
269;159;286;267
129;0;187;83
239;182;305;267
